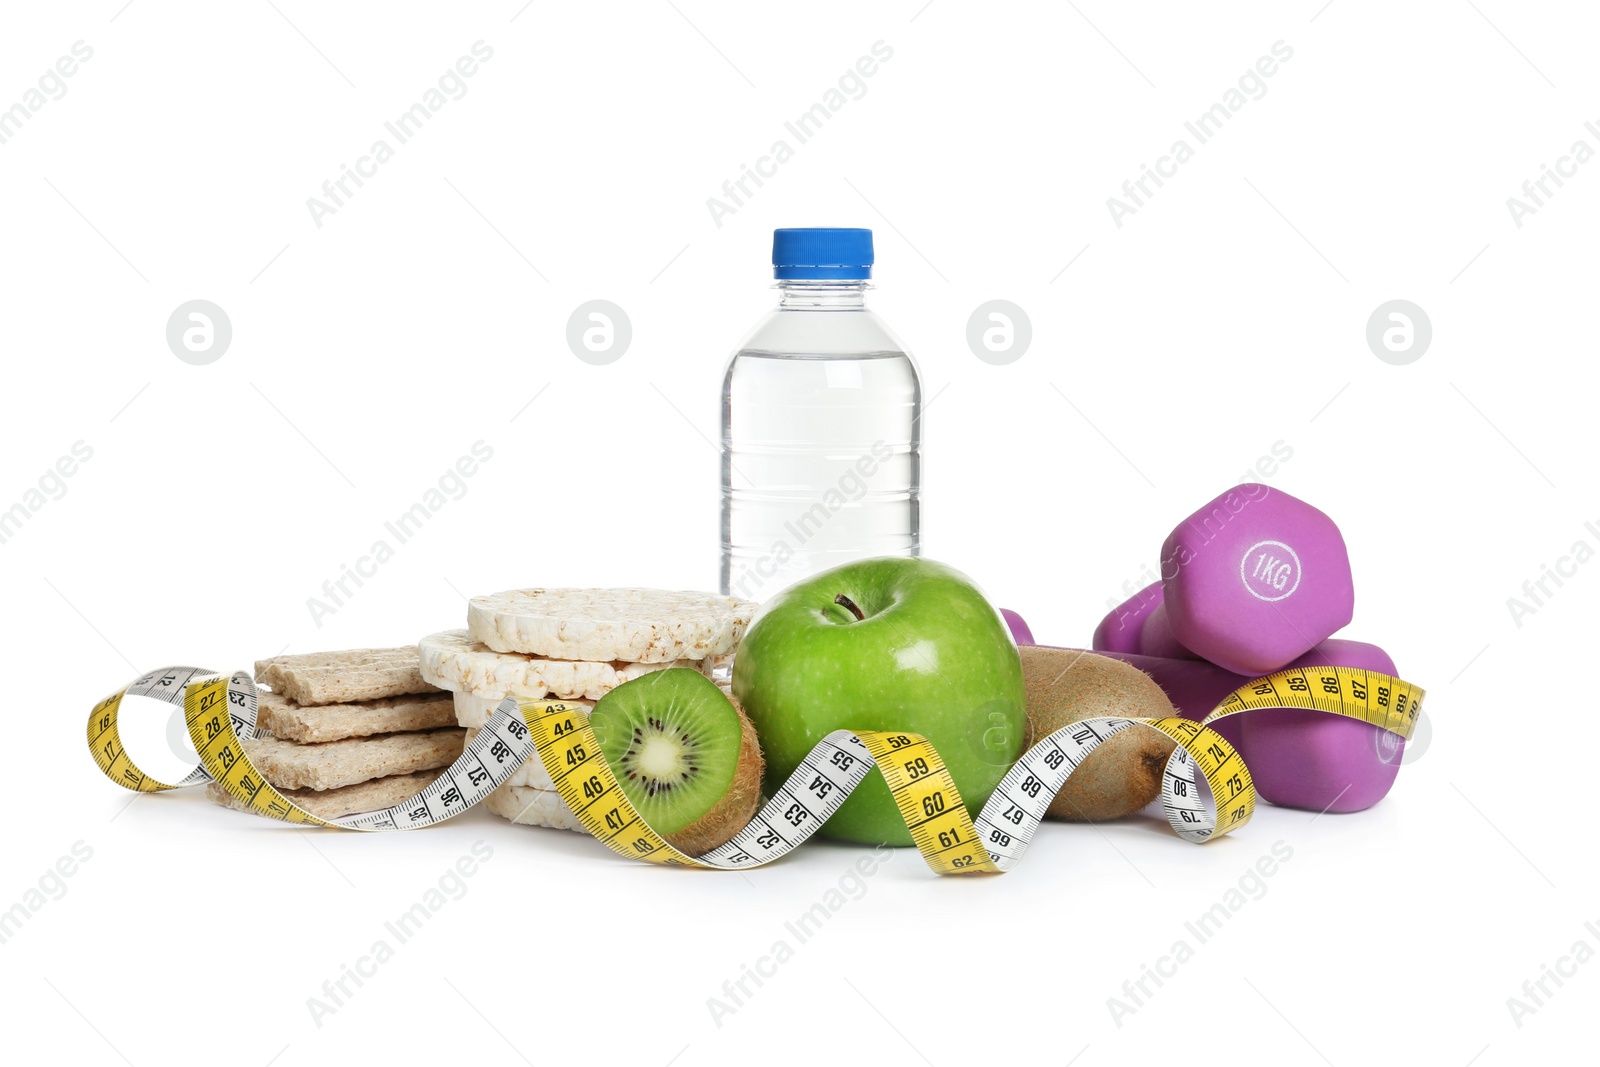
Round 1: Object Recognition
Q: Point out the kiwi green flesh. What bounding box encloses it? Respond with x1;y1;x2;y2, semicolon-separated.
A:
589;669;742;836
660;705;763;856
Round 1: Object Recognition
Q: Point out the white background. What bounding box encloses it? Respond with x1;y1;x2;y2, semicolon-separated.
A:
2;1;1594;1063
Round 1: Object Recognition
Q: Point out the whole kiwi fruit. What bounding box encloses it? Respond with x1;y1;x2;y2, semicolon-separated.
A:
1019;647;1178;821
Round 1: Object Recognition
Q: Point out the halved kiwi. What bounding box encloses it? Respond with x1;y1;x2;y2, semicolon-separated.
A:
588;669;763;854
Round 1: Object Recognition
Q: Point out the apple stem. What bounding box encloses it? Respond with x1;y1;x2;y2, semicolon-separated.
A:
834;593;865;621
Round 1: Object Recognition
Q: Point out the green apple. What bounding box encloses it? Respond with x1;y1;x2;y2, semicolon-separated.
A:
731;556;1026;846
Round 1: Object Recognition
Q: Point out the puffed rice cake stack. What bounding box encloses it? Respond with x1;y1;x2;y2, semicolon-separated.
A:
424;588;757;833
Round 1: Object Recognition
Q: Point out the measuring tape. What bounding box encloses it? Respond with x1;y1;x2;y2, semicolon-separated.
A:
1202;665;1423;737
88;664;1424;874
530;712;1253;875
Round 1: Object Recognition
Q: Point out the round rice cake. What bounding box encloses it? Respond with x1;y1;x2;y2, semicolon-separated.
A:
466;588;757;663
453;690;594;730
482;781;587;834
419;629;704;701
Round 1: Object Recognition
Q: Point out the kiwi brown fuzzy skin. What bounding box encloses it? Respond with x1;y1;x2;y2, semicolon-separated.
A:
1019;647;1178;822
660;698;764;855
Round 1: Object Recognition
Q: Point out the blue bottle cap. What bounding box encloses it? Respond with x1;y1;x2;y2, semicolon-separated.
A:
772;227;873;280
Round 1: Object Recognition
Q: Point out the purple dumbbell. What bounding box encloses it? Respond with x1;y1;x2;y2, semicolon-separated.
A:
1009;607;1406;814
1234;640;1403;812
1100;485;1355;676
1141;602;1202;661
1092;582;1162;655
1094;487;1354;674
1160;484;1354;675
1000;608;1035;647
1094;583;1202;661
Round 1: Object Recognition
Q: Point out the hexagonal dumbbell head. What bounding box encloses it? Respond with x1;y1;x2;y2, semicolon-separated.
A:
1091;581;1163;655
1238;639;1403;813
1136;601;1202;661
1160;484;1354;676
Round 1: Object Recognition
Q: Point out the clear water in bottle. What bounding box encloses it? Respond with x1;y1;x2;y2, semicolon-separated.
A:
720;228;921;600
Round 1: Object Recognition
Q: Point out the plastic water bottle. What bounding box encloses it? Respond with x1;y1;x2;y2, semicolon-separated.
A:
720;228;922;600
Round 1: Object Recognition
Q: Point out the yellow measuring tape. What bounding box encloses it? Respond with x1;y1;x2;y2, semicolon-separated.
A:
88;664;1424;875
1202;664;1423;737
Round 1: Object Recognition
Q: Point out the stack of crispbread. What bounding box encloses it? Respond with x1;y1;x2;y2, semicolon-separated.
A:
205;647;465;820
423;588;758;833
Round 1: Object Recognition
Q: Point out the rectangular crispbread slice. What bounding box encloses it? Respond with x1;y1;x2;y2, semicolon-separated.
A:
205;769;443;820
254;646;439;706
256;690;455;743
239;728;465;792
